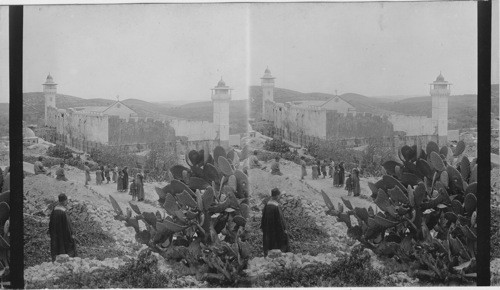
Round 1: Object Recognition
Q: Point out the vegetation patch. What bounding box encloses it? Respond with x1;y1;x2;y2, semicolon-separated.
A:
28;250;192;289
491;205;500;260
253;247;382;287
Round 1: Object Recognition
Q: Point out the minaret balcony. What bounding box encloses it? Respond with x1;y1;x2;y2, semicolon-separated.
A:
430;88;450;96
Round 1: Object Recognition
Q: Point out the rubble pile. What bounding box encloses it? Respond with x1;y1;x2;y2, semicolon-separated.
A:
25;255;130;283
245;250;339;277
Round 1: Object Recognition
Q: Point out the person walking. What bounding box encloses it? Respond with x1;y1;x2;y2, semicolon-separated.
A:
352;168;361;197
83;162;91;186
112;164;118;183
328;158;334;178
104;165;111;184
100;165;105;183
260;188;290;257
300;156;307;180
117;168;124;192
320;160;327;178
55;163;68;181
122;167;129;191
345;173;354;196
311;160;319;180
129;177;138;201
333;165;340;187
96;166;103;185
49;193;77;262
338;162;345;187
136;172;145;201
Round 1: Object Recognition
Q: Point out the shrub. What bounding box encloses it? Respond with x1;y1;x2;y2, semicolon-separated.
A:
28;250;189;289
263;139;290;154
321;140;477;283
47;145;74;160
90;147;137;169
254;247;382;287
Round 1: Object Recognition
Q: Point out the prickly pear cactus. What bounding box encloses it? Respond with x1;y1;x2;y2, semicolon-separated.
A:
322;140;477;283
111;146;251;284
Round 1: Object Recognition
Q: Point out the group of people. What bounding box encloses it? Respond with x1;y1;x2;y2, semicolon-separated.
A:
84;163;145;201
300;156;361;197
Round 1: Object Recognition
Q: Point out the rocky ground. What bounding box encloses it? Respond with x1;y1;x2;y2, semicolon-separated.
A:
21;143;436;287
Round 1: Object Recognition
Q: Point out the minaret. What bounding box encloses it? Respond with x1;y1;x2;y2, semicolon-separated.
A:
261;67;275;120
43;73;57;126
211;78;232;148
430;72;451;146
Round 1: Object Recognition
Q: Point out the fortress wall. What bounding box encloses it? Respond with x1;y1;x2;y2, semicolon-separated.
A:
108;116;176;146
169;119;215;141
46;107;109;146
267;102;327;139
325;111;394;140
388;115;436;136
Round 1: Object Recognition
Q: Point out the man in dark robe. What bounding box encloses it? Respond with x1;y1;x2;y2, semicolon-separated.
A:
49;194;76;262
122;167;129;191
55;163;68;181
260;188;289;257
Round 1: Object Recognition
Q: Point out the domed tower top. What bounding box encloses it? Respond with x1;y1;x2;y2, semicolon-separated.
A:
436;73;445;82
44;73;57;85
217;77;226;87
261;66;275;80
211;77;233;101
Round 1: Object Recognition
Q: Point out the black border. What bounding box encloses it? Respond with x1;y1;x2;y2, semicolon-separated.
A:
9;5;24;289
477;0;492;286
8;1;494;288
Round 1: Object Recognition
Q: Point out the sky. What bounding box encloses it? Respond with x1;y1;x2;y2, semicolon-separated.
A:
0;1;492;104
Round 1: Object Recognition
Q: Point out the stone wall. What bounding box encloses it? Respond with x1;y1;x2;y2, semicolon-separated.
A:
388;114;436;137
265;101;327;139
107;116;176;146
325;111;393;140
169;119;215;141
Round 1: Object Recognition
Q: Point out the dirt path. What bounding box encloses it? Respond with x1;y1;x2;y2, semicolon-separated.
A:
258;159;377;210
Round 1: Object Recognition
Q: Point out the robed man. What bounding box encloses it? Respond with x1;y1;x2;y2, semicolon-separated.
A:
49;194;77;262
260;188;290;257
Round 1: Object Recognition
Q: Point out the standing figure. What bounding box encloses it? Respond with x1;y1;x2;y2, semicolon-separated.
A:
338;162;345;187
55;163;68;181
83;162;91;186
352;168;361;197
345;173;354;196
49;193;77;262
112;164;118;183
104;165;111;184
333;165;340;187
320;160;327;178
136;172;145;201
260;188;289;257
100;165;105;183
300;156;307;180
95;167;103;185
328;158;334;178
117;168;124;192
311;161;319;180
270;156;283;176
122;167;129;191
129;177;138;201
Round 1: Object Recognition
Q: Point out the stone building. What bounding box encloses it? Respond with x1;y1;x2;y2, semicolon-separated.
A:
259;68;450;147
42;74;233;152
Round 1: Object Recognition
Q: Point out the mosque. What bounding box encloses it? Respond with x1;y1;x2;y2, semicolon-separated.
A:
257;68;451;148
40;74;234;153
